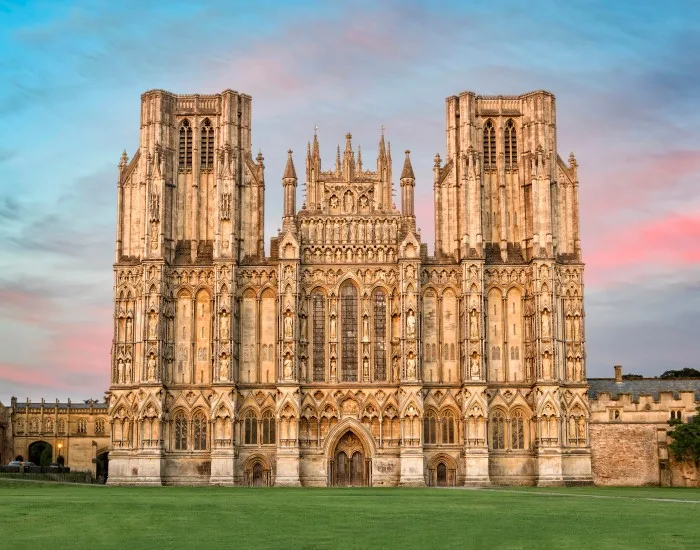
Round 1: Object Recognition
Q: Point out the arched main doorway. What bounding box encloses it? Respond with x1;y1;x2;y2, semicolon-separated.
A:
331;431;369;487
28;441;53;467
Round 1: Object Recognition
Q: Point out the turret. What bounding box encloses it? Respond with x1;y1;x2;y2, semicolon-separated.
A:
283;150;297;226
400;150;415;218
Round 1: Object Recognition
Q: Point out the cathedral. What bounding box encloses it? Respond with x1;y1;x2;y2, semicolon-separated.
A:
107;88;592;486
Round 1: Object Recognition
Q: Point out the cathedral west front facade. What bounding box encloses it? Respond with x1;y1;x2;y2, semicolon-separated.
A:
107;88;592;486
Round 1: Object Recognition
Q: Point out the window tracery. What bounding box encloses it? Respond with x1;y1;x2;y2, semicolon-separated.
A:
178;119;192;171
341;283;358;382
483;119;496;170
193;412;207;450
200;118;214;170
174;413;187;450
491;410;506;450
262;411;275;445
312;292;325;382
373;291;387;381
504;119;517;168
244;411;257;445
424;410;438;445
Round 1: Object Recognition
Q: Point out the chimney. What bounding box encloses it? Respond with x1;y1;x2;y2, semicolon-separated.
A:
614;365;623;382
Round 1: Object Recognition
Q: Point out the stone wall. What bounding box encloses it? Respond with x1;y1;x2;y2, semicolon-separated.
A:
590;423;660;486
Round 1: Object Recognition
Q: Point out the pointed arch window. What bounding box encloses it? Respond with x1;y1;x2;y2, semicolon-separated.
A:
504;119;517;169
491;411;506;450
262;411;275;445
244;411;258;445
312;292;326;382
442;411;456;444
200;118;214;171
512;410;525;449
341;283;358;382
424;410;438;445
373;290;387;381
192;412;207;450
178;119;192;171
483;119;496;170
174;412;188;450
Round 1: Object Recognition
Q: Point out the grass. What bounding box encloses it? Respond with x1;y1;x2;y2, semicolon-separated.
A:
0;480;698;549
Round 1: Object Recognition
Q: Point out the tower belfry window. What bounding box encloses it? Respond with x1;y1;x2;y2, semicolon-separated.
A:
504;119;517;169
179;119;192;171
200;118;214;171
483;120;496;170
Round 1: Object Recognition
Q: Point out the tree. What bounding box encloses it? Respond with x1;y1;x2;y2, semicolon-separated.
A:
660;368;700;379
668;407;700;467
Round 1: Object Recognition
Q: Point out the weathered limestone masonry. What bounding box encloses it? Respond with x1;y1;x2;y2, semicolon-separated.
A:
589;366;700;487
106;88;592;486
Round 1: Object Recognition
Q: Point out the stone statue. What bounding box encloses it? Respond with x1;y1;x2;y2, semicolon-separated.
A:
117;358;125;383
470;310;478;339
567;358;574;380
406;310;416;338
219;356;229;381
125;358;132;382
542;353;551;379
220;312;230;340
574;359;582;381
470;356;480;378
541;310;550;338
148;313;157;339
300;357;307;382
406;354;417;379
573;316;580;340
300;315;307;340
393;356;400;381
330;315;337;340
284;313;293;339
125;318;132;341
363;356;369;379
147;355;157;381
363;315;369;340
330;357;337;380
284;356;293;379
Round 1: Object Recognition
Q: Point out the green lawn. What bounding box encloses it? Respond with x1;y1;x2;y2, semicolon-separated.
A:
0;481;698;549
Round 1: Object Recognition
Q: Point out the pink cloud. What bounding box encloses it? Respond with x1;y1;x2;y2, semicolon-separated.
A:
585;210;700;285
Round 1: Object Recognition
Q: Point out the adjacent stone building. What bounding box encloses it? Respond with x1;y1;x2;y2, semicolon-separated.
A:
105;88;592;486
589;366;700;487
3;398;110;478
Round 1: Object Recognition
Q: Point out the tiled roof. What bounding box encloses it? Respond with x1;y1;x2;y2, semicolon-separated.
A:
588;378;700;401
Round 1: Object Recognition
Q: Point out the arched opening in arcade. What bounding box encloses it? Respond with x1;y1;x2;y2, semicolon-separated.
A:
28;441;53;467
96;450;109;483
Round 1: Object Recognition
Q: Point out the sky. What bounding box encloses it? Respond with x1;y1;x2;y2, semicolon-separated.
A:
1;0;699;403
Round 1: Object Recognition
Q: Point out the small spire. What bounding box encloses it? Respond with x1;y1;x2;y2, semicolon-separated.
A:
434;153;441;167
312;126;320;158
283;149;297;179
378;129;386;158
401;150;415;179
345;133;353;152
307;141;311;157
357;145;363;171
387;141;392;160
569;151;577;168
256;150;264;163
119;149;128;169
336;144;341;172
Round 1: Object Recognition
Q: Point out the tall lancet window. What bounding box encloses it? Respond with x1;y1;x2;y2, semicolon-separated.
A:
373;290;387;381
483;119;496;170
504;119;517;169
200;118;214;170
178;119;192;171
312;292;326;382
341;282;358;382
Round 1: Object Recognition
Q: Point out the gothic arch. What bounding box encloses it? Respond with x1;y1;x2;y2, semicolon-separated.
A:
323;417;376;458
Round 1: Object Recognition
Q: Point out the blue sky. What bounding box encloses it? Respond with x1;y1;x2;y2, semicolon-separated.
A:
1;0;699;402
